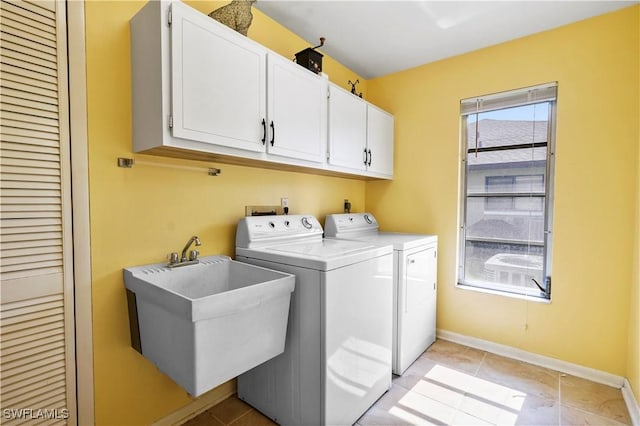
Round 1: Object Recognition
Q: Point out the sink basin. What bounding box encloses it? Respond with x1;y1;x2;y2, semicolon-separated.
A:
124;255;295;396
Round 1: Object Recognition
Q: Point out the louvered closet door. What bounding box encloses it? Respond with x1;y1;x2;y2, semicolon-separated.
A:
0;1;76;424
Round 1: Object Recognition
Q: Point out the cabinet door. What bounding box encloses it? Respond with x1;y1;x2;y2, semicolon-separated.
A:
328;85;367;171
366;105;394;177
170;2;266;152
267;54;327;163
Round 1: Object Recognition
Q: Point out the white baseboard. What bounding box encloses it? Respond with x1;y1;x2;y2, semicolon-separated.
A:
622;379;640;426
437;329;640;425
436;329;625;388
151;380;236;426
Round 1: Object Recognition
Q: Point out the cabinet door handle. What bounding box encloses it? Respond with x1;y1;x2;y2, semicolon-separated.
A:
270;121;275;146
367;149;372;167
363;148;368;165
261;119;266;144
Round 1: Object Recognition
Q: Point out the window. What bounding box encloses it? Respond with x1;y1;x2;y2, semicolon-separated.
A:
458;83;556;299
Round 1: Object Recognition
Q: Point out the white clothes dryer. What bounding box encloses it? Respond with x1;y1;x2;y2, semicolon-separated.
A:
325;213;438;375
235;214;393;426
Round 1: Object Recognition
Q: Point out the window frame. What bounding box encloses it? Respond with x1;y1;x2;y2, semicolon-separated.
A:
457;83;557;300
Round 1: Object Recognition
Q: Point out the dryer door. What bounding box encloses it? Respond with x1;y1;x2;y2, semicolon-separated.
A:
398;245;437;374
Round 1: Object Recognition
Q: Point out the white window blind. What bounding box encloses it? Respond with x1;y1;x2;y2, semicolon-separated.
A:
461;83;558;116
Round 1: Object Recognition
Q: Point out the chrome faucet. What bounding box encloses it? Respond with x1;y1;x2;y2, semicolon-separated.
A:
168;236;201;268
181;236;201;262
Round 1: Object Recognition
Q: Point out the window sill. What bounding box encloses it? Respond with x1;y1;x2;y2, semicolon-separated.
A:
456;282;551;304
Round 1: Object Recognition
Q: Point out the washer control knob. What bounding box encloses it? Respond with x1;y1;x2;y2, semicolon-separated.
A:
284;220;290;227
364;214;373;224
269;221;275;229
301;217;313;229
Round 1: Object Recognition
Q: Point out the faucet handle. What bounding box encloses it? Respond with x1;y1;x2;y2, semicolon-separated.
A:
188;250;199;261
168;252;179;265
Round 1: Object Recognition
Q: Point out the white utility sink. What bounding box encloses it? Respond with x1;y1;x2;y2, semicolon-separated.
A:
124;255;294;396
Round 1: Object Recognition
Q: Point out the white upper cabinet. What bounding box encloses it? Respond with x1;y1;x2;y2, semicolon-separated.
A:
366;104;394;177
328;84;367;172
170;1;266;152
327;83;394;178
266;53;327;163
130;0;392;179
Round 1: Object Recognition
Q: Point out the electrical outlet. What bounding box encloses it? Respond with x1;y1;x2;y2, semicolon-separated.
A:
281;197;289;209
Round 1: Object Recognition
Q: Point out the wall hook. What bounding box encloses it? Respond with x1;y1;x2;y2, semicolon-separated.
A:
117;157;135;168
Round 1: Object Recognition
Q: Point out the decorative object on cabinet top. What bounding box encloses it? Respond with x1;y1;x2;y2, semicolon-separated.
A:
295;37;325;74
208;0;256;36
348;79;363;98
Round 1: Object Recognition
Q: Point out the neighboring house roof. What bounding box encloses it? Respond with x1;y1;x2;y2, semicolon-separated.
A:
467;119;549;167
468;119;549;148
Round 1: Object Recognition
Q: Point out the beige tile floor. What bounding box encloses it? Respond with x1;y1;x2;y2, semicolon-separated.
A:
183;339;632;426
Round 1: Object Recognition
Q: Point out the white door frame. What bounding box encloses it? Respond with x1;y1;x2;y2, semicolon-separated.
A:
67;1;94;424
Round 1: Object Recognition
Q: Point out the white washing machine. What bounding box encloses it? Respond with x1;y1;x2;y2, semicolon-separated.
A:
235;214;393;426
325;213;438;376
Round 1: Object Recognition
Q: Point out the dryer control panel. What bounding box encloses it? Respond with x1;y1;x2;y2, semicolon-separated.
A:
324;213;379;237
236;214;323;248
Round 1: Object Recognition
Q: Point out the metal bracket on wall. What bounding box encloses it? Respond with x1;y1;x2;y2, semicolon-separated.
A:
117;157;221;176
245;205;284;216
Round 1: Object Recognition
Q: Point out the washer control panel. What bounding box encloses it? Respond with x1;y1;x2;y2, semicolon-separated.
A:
236;215;323;247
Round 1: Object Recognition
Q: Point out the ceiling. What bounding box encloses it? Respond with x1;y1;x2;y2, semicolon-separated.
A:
255;1;637;79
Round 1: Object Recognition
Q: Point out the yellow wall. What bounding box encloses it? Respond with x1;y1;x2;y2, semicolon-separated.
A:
85;1;367;424
629;80;640;400
366;5;639;379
